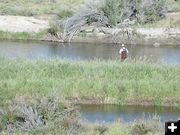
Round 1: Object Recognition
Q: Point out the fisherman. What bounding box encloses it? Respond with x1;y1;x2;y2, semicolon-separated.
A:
119;44;128;61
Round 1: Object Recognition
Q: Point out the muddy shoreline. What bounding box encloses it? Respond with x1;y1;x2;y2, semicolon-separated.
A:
65;97;180;107
43;27;180;46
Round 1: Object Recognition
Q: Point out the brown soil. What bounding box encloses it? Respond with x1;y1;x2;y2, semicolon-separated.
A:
65;96;180;107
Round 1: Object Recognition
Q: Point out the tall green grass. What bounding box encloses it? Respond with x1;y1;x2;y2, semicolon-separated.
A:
0;31;45;41
0;58;179;106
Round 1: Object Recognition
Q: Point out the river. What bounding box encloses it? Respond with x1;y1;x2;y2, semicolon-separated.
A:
80;105;180;123
0;40;180;65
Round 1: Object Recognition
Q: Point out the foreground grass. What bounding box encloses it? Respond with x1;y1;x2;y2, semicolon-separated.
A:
0;95;163;135
78;119;163;135
0;120;163;135
0;58;179;107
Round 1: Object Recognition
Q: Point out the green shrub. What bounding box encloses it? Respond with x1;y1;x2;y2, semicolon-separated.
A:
47;23;59;35
139;0;166;24
57;9;74;19
101;0;124;25
95;125;108;134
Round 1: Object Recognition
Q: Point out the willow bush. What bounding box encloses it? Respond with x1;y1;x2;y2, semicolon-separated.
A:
139;0;167;23
0;96;80;133
62;0;167;40
101;0;167;25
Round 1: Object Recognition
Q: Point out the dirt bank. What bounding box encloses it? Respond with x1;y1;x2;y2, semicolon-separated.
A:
65;96;180;107
0;15;49;33
0;16;180;45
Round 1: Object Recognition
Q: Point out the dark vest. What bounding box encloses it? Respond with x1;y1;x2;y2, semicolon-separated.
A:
121;49;128;59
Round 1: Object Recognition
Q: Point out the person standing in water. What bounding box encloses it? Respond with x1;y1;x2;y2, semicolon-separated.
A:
119;44;128;61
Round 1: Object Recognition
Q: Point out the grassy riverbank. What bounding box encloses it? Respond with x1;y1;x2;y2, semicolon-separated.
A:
0;58;179;107
1;117;163;135
76;119;163;135
0;31;45;41
0;58;178;134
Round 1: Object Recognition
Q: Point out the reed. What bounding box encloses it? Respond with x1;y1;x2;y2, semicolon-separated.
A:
0;31;45;41
0;58;179;107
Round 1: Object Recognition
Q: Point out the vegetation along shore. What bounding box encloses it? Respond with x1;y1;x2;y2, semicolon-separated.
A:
0;0;180;134
0;0;180;45
0;58;179;107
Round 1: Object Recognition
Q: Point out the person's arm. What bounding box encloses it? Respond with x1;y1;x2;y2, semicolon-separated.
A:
126;48;129;53
119;49;123;54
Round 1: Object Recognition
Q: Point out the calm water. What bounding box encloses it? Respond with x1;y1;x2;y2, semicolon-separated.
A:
80;105;180;123
0;40;180;64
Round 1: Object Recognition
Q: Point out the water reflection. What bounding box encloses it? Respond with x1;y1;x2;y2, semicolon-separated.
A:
80;105;180;123
0;40;180;64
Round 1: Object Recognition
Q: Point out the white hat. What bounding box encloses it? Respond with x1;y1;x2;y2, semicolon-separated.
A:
122;44;125;47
